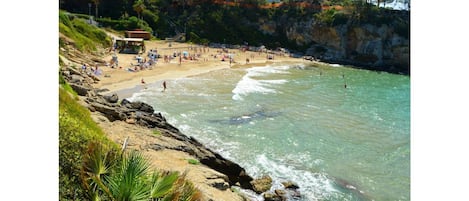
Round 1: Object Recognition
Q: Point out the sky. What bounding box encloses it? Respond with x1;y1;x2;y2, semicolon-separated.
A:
1;0;468;200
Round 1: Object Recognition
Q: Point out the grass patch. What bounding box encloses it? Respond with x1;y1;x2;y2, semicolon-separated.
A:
59;87;116;200
187;158;200;165
59;73;78;99
152;129;161;136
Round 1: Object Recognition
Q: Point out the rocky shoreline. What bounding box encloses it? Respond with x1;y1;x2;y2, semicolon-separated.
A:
61;64;301;200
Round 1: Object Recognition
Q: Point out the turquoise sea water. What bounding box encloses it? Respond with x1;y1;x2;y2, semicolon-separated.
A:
128;62;410;201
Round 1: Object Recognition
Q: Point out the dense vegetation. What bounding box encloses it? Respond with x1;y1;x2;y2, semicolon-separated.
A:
59;10;112;52
59;85;115;200
59;0;409;50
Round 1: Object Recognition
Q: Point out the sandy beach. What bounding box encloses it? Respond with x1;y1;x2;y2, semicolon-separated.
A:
91;40;307;96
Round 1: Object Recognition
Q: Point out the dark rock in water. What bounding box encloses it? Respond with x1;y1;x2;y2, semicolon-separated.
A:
250;175;272;193
140;103;154;114
274;189;287;198
282;181;299;190
69;83;90;96
104;93;119;103
333;177;368;199
210;109;281;125
263;192;282;201
129;101;155;114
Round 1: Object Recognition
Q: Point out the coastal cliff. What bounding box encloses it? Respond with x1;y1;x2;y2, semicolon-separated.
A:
262;10;410;74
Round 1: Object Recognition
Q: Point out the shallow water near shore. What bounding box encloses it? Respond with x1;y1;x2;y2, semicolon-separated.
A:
128;62;410;201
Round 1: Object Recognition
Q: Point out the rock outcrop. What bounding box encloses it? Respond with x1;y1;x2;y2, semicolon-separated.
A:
265;10;410;74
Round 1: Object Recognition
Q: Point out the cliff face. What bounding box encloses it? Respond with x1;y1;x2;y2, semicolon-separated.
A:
262;12;410;74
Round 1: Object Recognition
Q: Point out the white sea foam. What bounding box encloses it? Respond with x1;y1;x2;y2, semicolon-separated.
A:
232;66;290;100
371;0;409;10
246;154;338;201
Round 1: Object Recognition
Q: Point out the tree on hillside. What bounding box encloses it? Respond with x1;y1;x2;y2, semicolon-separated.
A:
91;0;100;18
133;0;146;20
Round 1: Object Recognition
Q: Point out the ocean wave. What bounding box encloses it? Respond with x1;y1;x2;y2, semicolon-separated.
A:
232;66;290;100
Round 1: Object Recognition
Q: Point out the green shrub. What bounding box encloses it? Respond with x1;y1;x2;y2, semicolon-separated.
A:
59;10;73;28
187;158;200;165
96;17;153;33
314;9;337;26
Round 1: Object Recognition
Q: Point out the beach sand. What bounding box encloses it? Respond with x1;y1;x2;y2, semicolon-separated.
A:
92;40;307;97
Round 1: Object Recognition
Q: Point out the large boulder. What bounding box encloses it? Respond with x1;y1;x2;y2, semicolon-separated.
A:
70;74;84;83
250;175;272;193
90;102;127;121
69;83;91;96
131;101;155;114
104;93;119;103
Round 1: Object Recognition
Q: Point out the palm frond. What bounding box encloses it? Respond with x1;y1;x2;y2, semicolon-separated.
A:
150;171;179;199
162;171;202;201
81;142;117;200
107;150;151;201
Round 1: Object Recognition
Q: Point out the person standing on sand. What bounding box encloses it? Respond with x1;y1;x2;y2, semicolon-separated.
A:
141;78;146;84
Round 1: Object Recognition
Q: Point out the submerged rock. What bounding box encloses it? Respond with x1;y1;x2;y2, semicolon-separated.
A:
282;181;299;190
